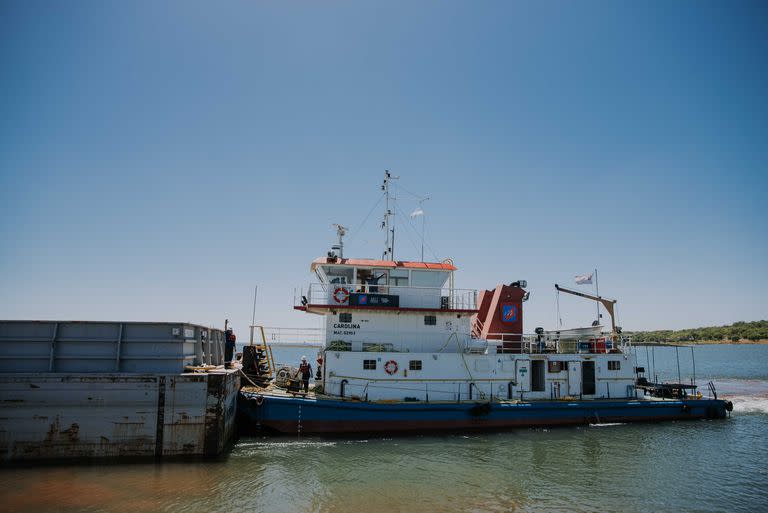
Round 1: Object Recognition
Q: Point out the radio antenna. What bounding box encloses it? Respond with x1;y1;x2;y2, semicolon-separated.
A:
381;170;399;260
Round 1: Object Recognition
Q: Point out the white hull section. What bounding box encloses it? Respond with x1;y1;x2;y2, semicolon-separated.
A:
323;351;637;402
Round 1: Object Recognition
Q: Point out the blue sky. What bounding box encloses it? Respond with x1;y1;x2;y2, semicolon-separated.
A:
1;1;766;338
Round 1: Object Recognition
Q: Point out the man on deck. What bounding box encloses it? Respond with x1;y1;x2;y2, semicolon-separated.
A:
224;328;236;369
298;356;312;393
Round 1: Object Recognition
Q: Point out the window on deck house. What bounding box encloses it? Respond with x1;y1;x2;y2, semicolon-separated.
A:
410;271;449;288
322;266;354;285
390;269;409;287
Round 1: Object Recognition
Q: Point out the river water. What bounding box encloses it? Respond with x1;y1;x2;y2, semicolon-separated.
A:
2;344;767;513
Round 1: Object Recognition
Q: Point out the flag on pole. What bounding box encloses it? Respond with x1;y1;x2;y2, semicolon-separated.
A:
575;273;593;285
410;207;424;218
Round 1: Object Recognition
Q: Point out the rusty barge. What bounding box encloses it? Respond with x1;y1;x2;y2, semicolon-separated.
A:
0;320;239;463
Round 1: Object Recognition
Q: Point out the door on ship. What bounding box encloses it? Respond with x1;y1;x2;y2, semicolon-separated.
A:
568;361;580;396
582;361;596;396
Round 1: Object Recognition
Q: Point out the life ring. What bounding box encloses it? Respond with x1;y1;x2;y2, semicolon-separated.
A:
333;287;349;304
384;360;398;375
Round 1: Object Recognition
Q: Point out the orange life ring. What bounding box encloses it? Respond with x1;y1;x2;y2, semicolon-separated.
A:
333;287;349;304
384;360;398;375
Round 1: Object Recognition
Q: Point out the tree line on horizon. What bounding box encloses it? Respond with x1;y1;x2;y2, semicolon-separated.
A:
628;320;768;343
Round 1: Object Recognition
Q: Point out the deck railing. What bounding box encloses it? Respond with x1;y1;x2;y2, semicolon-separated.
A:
300;283;478;310
259;326;324;346
482;333;631;355
249;324;631;355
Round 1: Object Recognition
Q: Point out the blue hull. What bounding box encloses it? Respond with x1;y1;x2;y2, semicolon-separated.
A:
238;392;732;434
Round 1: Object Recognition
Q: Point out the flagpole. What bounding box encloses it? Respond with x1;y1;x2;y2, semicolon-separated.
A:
594;268;600;324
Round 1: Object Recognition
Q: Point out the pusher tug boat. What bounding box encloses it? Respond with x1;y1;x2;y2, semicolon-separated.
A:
238;174;732;435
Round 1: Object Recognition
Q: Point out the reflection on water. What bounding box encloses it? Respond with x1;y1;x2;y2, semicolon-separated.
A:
3;414;767;513
1;345;767;513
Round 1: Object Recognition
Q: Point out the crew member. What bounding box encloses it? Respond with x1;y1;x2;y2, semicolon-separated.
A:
298;356;312;393
315;354;323;380
225;328;236;369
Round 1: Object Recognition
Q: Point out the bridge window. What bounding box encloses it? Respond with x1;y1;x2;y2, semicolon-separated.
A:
424;315;437;326
411;270;448;288
390;269;409;286
322;266;353;285
339;313;352;323
363;359;376;370
608;361;621;371
409;360;422;371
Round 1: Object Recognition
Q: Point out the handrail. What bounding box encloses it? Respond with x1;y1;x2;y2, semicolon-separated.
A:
302;282;478;310
248;324;276;373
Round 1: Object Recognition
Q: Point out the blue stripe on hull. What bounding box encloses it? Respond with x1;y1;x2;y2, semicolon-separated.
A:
238;393;730;434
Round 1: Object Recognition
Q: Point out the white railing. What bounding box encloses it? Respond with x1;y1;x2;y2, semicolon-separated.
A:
300;283;477;310
261;327;324;346
481;333;631;355
255;325;631;355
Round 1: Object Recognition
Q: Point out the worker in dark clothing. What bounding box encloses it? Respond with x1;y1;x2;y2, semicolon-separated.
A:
315;355;323;380
225;328;236;369
299;356;312;393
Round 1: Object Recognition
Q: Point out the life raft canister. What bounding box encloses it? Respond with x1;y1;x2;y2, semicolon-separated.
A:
333;287;349;304
384;360;398;375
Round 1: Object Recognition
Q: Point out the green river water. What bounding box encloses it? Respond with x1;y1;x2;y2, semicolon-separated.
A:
2;345;767;513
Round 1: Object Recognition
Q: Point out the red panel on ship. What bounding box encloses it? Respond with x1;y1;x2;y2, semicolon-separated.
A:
473;284;525;353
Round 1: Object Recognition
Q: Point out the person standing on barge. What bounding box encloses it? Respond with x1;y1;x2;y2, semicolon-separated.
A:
299;356;312;393
224;328;236;369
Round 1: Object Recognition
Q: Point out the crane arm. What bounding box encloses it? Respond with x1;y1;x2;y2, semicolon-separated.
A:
555;284;618;334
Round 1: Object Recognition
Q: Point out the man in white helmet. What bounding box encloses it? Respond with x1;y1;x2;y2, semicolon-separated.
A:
298;355;312;393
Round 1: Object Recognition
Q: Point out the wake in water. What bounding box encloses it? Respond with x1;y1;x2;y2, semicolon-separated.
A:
716;379;768;414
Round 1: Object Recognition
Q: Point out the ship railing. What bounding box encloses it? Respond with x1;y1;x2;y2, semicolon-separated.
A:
300;282;477;310
260;326;324;346
482;333;628;355
325;329;479;354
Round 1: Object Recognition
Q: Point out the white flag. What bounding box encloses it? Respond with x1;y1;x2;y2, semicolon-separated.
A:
575;273;593;285
410;207;424;218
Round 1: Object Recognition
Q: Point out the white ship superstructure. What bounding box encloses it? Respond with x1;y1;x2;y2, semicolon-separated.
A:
296;255;636;403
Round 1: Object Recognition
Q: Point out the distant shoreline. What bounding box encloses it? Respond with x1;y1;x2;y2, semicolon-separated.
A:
639;339;768;345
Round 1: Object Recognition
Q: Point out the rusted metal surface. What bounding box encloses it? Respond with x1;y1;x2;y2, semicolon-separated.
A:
203;371;240;456
0;371;239;462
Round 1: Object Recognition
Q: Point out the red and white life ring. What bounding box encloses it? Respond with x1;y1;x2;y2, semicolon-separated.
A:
333;287;349;304
384;360;398;375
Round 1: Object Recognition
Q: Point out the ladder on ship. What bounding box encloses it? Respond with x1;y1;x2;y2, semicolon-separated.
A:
245;325;276;386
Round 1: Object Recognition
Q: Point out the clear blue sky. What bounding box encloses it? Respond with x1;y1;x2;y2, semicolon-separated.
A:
1;1;766;338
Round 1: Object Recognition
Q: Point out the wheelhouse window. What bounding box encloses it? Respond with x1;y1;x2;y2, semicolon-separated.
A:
409;360;422;371
356;269;388;293
339;313;352;323
390;269;409;287
363;359;376;370
410;270;449;288
321;266;354;285
608;361;621;371
424;315;437;326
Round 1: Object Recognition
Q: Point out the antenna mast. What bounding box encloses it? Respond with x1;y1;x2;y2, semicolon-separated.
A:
331;223;347;259
381;170;399;260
